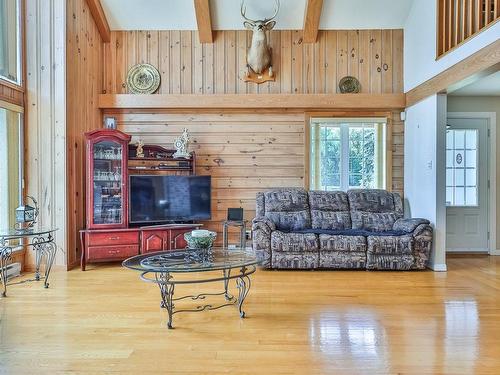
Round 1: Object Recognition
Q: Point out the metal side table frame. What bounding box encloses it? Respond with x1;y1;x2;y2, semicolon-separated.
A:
0;227;58;297
222;220;248;249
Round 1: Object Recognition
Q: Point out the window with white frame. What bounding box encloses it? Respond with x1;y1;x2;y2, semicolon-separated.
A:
0;0;21;84
0;105;21;228
309;118;387;191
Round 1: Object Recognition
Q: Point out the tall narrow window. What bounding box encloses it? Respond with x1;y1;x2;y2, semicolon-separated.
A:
0;105;21;227
0;0;21;84
310;118;387;191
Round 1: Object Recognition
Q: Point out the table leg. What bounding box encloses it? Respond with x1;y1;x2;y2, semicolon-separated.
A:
223;268;232;300
0;246;12;298
156;272;175;329
42;242;57;288
223;223;228;249
236;266;251;318
33;238;57;288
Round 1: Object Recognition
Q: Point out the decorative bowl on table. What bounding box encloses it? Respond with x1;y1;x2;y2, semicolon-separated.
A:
184;230;217;250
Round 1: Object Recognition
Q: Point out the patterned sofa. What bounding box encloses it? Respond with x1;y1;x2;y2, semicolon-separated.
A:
252;189;433;270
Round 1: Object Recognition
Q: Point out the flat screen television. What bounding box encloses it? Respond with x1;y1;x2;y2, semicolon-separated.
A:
129;175;211;224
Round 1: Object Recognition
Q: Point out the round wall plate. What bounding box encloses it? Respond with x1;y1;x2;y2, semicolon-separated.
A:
126;63;161;94
338;76;361;93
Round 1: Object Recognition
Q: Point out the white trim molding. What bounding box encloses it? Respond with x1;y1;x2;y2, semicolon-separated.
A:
447;112;497;256
430;263;448;272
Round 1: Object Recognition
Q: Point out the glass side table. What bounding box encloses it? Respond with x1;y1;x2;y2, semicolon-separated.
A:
0;226;58;297
222;220;248;249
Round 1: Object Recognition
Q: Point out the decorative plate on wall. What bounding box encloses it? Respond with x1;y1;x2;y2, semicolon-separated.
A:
338;76;361;93
126;64;161;94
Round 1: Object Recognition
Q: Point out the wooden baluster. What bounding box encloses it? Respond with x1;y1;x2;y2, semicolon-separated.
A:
485;0;491;23
467;0;473;38
460;0;467;42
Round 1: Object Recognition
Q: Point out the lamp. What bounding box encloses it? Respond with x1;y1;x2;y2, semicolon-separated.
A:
15;195;39;231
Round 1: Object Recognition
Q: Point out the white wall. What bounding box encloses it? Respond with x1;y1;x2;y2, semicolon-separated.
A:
404;94;447;270
447;96;500;250
404;0;500;91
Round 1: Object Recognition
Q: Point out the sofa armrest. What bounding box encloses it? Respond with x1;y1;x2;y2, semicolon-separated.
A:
393;218;430;233
412;223;433;269
251;217;275;268
252;216;276;234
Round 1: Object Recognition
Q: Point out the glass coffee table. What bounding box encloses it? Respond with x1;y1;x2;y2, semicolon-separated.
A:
123;248;259;329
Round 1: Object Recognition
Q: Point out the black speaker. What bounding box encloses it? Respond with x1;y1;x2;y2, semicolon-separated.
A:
227;208;244;221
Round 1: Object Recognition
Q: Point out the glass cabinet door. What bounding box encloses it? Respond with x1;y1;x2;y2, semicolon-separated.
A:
92;140;124;225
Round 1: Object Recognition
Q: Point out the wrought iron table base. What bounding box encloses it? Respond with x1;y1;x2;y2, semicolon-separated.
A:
141;265;255;329
0;233;57;297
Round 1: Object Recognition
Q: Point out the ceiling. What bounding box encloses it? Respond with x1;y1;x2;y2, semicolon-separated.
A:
101;0;414;31
449;71;500;96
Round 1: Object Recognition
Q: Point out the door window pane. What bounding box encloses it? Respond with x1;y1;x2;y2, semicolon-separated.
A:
446;129;478;206
0;0;21;84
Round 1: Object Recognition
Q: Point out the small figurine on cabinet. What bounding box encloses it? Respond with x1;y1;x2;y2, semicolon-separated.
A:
136;139;145;158
173;128;190;159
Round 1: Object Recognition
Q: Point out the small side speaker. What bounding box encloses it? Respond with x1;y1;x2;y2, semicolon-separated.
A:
227;208;244;221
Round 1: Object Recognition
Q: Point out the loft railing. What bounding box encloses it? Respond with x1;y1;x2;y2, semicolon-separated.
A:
437;0;499;57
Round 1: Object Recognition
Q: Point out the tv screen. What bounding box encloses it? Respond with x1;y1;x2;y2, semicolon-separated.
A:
129;175;211;224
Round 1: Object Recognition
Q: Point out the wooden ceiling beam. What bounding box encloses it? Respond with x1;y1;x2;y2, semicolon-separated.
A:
194;0;213;43
303;0;323;43
85;0;111;43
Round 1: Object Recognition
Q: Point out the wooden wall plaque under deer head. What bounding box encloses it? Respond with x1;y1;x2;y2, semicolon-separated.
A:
240;0;279;84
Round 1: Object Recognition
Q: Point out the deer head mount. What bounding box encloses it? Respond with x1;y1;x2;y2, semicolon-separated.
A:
241;0;279;80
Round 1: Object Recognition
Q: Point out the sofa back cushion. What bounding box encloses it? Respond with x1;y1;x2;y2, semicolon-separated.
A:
258;189;311;231
308;191;351;230
348;189;403;231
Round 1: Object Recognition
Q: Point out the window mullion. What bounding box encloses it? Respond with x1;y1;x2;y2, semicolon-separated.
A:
341;124;349;191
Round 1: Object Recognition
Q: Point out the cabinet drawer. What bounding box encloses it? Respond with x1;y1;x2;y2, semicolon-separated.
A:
87;245;139;261
87;231;139;246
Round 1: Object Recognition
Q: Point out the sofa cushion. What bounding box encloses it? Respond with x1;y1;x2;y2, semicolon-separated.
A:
296;228;409;236
271;231;318;252
348;189;403;231
319;251;366;269
263;189;311;231
350;211;401;232
348;189;403;213
272;251;319;269
308;191;351;230
367;234;413;255
319;234;366;252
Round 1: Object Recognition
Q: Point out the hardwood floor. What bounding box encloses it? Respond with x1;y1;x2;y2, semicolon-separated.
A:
1;256;499;374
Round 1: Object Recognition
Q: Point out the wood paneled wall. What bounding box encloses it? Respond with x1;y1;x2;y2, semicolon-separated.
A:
110;110;403;244
103;29;403;95
25;0;67;268
66;0;103;268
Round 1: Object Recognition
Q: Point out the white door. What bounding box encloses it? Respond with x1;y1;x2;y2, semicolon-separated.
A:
446;118;489;252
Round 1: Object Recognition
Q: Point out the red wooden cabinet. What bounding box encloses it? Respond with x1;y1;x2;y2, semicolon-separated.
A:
80;225;200;270
141;230;170;253
170;229;189;250
85;129;131;230
80;129;201;270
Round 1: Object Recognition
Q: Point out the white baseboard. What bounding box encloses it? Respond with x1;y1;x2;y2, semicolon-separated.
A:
429;263;447;272
490;249;500;256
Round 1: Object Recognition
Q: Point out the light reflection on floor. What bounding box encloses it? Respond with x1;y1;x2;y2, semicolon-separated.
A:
309;310;388;371
308;299;481;372
445;299;479;372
